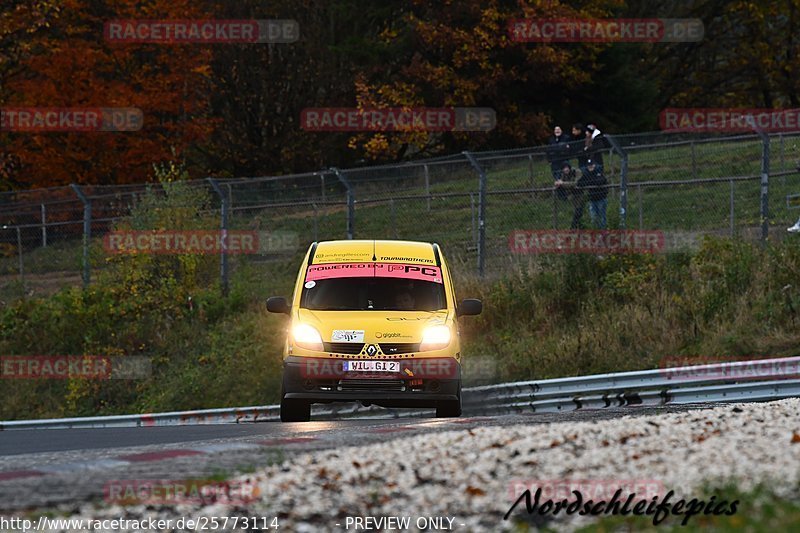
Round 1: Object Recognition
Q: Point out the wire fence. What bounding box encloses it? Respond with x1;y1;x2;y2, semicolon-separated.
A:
1;130;799;297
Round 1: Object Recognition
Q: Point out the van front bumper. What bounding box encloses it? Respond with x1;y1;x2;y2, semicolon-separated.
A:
281;356;461;407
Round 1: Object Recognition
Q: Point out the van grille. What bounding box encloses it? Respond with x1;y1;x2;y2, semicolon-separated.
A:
338;379;406;392
379;343;421;354
323;342;364;354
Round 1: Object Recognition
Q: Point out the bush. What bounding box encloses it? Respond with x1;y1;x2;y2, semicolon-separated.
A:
0;163;287;420
460;237;800;382
3;227;800;419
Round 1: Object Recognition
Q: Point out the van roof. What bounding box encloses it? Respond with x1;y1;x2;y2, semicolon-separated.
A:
311;240;438;265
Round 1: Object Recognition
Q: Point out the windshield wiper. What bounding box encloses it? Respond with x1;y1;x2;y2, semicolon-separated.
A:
379;307;440;311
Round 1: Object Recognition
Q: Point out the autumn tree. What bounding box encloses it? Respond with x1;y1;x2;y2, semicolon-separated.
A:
0;0;63;189
347;0;621;161
201;0;407;175
0;0;215;187
5;0;800;186
631;0;800;111
202;0;624;169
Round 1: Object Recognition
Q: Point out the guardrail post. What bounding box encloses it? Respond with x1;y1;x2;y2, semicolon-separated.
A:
331;168;354;239
620;152;628;229
390;198;397;238
528;154;535;200
730;179;735;237
70;184;91;288
747;119;770;244
3;225;24;288
207;178;229;297
605;135;628;229
552;188;558;229
318;172;326;203
638;183;643;229
463;151;486;277
40;204;47;247
761;135;770;244
424;164;431;211
312;202;319;241
469;192;476;245
15;226;23;287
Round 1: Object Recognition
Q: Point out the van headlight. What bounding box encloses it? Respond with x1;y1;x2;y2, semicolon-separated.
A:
293;323;324;351
420;325;451;351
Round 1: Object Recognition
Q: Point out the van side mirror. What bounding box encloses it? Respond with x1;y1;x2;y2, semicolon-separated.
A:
457;298;482;317
266;296;291;315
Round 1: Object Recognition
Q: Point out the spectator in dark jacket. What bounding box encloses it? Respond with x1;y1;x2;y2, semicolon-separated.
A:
554;162;585;229
546;126;570;180
554;162;574;200
568;123;590;174
570;123;584;141
577;158;609;229
584;124;606;171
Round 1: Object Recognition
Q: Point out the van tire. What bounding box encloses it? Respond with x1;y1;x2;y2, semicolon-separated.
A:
435;387;462;418
280;394;310;422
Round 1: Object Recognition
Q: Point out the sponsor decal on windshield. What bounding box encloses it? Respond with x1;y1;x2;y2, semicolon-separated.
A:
313;251;372;262
378;255;435;264
305;263;443;283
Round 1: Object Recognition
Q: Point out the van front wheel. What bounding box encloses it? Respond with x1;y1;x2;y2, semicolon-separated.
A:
280;396;310;422
435;388;462;418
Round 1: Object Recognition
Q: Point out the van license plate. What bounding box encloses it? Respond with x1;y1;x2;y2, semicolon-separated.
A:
343;361;399;372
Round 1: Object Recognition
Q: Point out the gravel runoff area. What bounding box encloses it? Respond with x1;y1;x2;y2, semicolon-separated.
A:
34;399;800;532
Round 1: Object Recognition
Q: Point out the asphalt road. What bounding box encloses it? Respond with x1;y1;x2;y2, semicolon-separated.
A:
0;404;714;513
0;422;333;456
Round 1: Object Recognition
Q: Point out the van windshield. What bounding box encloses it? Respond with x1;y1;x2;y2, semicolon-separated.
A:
301;278;446;311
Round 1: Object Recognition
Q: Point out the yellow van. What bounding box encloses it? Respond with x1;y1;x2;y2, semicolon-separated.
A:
267;240;482;421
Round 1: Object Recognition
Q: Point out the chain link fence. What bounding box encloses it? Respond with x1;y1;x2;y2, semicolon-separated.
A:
1;131;799;297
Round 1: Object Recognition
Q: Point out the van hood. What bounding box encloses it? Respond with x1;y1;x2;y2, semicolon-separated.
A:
296;308;450;343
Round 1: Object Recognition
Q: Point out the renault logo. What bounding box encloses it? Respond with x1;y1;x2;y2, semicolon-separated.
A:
365;344;378;357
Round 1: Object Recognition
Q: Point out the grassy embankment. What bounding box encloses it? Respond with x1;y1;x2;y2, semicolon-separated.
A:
2;143;800;420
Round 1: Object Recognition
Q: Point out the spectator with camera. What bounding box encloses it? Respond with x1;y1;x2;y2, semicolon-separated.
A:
585;124;606;172
577;158;609;229
547;125;570;180
554;162;586;229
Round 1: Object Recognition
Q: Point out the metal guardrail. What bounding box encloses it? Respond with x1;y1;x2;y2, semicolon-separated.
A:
464;355;800;408
2;356;799;429
0;402;402;430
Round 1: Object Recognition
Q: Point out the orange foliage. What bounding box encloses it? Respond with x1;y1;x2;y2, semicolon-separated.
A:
1;0;215;187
